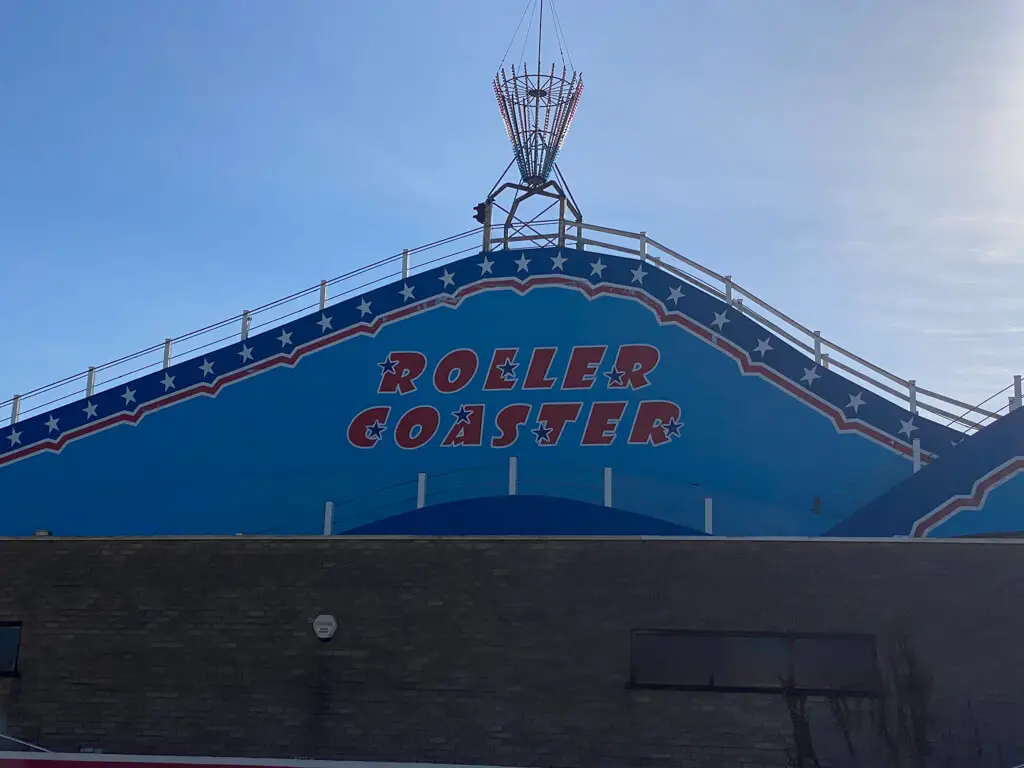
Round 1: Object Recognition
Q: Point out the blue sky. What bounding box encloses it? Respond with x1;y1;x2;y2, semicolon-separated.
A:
1;0;1022;416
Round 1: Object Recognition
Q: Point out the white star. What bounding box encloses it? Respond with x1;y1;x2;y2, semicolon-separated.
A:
667;285;685;305
589;258;606;277
121;387;136;406
711;310;730;330
439;269;455;288
514;254;531;273
399;283;415;302
479;256;494;275
317;313;333;332
551;253;567;271
846;392;865;414
630;264;647;284
277;329;293;347
6;429;21;447
44;414;59;434
801;367;820;387
899;418;919;438
83;401;98;420
357;298;372;317
161;373;176;392
753;338;773;357
238;343;254;363
199;359;215;378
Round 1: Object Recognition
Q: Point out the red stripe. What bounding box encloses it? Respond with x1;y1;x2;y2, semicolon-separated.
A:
911;457;1024;537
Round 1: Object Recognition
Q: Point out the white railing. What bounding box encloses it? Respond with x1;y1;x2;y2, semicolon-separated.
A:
2;216;1020;435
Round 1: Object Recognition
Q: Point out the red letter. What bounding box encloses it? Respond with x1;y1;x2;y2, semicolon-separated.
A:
347;406;391;449
378;351;427;395
628;400;683;446
524;347;558;390
535;403;583;446
581;401;627;446
442;404;485;447
491;403;531;448
563;345;607;390
483;348;519;391
433;349;479;394
610;344;660;389
394;406;440;449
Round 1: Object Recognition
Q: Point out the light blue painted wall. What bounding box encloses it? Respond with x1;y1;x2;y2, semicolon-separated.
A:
1;246;995;538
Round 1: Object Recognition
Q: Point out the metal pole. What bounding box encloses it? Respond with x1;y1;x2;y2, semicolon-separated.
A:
638;231;648;263
483;200;493;253
603;467;612;508
557;198;567;249
821;352;830;370
813;331;822;366
724;276;733;305
162;338;173;369
912;439;921;473
323;501;334;536
1014;374;1022;411
10;395;20;425
240;310;251;340
704;497;713;535
508;456;518;496
908;380;918;415
402;249;410;279
417;472;426;509
319;280;328;310
86;367;96;397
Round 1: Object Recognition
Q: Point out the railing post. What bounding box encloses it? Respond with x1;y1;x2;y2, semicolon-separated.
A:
821;352;830;370
508;456;518;496
1014;374;1022;411
241;310;252;340
482;200;493;253
813;331;822;366
704;497;713;535
319;280;328;310
86;367;96;397
603;467;612;508
417;472;426;509
557;198;567;249
323;501;334;536
402;249;410;279
162;338;173;369
10;395;20;426
724;275;733;305
575;216;584;251
638;231;648;263
908;379;918;415
912;439;921;473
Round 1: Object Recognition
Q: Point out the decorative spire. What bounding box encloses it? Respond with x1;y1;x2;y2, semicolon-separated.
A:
493;0;583;187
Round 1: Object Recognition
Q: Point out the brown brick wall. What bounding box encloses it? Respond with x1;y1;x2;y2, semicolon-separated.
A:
0;537;1022;767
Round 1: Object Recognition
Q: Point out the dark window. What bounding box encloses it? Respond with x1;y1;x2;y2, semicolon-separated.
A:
630;629;877;696
0;623;21;676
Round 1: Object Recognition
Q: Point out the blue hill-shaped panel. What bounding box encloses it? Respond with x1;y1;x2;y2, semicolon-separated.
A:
0;246;967;537
828;402;1024;538
345;495;706;536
